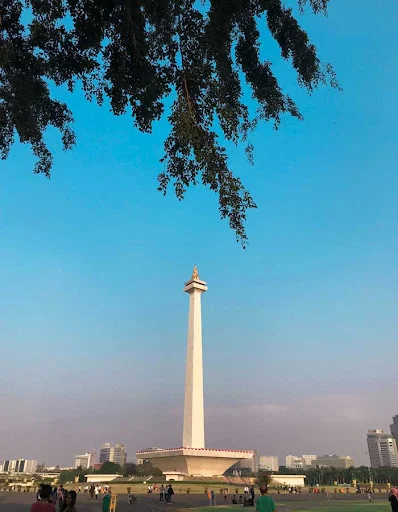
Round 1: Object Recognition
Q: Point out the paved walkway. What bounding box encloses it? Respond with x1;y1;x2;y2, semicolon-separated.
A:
0;492;210;512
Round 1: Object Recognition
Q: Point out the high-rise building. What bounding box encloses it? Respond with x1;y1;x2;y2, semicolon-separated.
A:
74;452;96;469
367;430;398;468
311;455;354;469
99;443;127;466
99;443;112;463
112;444;127;466
1;459;37;474
258;456;279;472
391;416;398;442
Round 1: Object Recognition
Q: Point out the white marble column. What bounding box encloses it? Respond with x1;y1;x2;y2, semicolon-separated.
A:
182;266;207;449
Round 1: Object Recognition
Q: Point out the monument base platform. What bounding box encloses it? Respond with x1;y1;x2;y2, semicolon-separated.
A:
136;447;254;481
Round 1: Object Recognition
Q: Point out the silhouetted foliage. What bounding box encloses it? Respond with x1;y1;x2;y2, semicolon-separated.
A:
58;469;78;484
94;461;122;474
123;462;137;477
0;0;338;244
277;466;398;486
136;461;163;477
256;470;271;487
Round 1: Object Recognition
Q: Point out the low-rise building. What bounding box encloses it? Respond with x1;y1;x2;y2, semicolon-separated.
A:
312;455;355;469
302;455;317;467
285;454;316;469
285;455;303;469
270;474;306;488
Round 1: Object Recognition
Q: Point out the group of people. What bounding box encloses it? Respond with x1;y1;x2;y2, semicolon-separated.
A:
144;482;174;503
30;484;77;512
82;484;110;500
159;484;175;503
30;483;113;512
243;485;256;505
231;486;275;511
278;485;300;494
231;495;244;504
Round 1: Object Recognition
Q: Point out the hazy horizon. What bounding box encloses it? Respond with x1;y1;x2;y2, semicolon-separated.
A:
1;0;397;469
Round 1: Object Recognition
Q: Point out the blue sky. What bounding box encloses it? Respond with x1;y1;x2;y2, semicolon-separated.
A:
0;0;397;467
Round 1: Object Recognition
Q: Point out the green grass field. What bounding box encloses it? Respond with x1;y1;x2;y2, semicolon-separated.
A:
294;505;390;512
180;503;391;512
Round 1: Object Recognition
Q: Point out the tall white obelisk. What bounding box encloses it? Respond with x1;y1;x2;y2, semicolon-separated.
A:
182;266;207;449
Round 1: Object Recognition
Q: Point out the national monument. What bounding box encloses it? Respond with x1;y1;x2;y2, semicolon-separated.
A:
136;267;253;480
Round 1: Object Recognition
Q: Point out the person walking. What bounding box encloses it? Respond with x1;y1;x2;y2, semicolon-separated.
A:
95;486;99;500
390;488;398;512
160;485;165;503
255;486;276;512
167;484;174;504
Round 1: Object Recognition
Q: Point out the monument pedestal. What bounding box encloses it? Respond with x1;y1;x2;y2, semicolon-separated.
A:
136;447;254;481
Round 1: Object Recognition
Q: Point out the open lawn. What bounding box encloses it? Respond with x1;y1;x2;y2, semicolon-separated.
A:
181;501;392;512
0;490;392;512
294;505;390;512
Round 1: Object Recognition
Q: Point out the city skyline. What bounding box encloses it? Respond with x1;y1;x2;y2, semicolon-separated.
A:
3;413;398;469
0;0;397;469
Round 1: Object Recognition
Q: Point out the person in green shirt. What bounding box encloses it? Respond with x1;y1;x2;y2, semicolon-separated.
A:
102;490;111;512
255;486;277;512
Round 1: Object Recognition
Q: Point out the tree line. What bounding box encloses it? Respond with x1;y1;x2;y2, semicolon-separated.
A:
58;461;162;484
276;466;398;486
58;463;398;486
